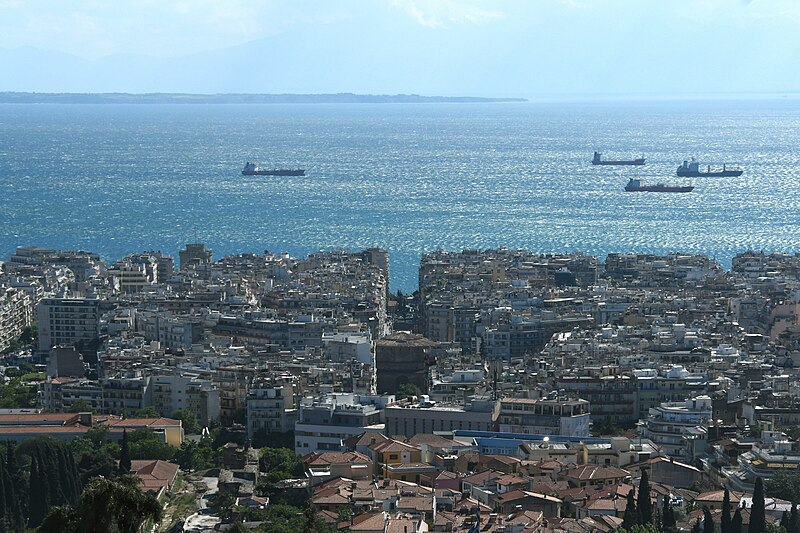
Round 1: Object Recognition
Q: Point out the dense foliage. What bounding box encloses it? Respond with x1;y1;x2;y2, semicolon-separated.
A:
766;472;800;504
38;476;162;533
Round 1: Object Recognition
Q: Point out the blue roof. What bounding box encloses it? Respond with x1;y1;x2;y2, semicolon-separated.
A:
453;430;611;445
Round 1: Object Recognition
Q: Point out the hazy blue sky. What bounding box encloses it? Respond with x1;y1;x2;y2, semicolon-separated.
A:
1;0;798;97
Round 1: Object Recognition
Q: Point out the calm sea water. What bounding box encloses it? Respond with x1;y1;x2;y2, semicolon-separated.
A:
1;100;800;292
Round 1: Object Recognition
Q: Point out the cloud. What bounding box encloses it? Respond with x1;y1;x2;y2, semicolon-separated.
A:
391;0;502;29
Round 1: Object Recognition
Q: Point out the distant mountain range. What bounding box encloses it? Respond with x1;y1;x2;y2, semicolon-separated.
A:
0;92;526;104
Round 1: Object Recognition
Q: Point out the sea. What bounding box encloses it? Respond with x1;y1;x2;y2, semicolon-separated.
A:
1;99;800;292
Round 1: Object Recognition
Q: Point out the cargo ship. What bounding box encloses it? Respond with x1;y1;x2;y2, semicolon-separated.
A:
592;151;645;165
624;178;694;193
676;158;742;177
242;162;305;176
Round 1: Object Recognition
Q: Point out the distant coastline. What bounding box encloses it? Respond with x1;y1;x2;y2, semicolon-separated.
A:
0;92;527;104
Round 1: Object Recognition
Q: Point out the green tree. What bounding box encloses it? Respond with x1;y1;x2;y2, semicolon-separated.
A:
732;507;743;533
638;469;652;525
767;474;800;504
27;455;49;527
38;476;162;533
722;488;732;533
396;383;422;400
118;430;131;474
693;518;702;533
214;491;236;521
127;429;176;461
174;440;216;471
753;477;767;533
790;503;799;533
132;406;160;418
623;487;638;530
704;507;715;533
662;496;677;532
67;400;93;413
172;409;200;435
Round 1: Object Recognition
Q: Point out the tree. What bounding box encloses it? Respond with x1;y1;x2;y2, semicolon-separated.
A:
127;429;176;461
27;455;49;527
722;488;732;533
766;524;788;533
790;503;799;533
172;409;200;435
766;473;800;504
38;476;162;533
693;518;702;533
67;400;93;413
704;507;715;533
732;507;743;533
132;406;160;418
119;430;131;474
753;477;767;533
662;496;677;532
214;491;236;521
623;487;638;530
396;383;422;400
638;469;652;525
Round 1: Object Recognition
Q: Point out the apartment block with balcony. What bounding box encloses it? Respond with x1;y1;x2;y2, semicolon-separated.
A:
294;393;391;454
498;397;591;437
639;395;712;460
246;375;298;439
151;374;220;427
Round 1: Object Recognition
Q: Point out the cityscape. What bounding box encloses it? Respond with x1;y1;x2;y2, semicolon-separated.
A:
3;1;800;532
1;243;799;531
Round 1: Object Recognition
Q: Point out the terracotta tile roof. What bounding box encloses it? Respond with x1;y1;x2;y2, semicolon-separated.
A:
130;460;179;492
563;464;631;481
303;451;371;466
107;417;181;427
350;512;387;531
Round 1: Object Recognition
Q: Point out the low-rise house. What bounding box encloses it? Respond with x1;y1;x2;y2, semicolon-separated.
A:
303;451;373;486
130;459;180;498
493;490;562;518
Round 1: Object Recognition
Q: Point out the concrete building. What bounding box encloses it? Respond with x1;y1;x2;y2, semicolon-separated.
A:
102;373;152;415
151;374;220;426
498;397;591;437
246;375;298;440
0;284;33;352
376;333;436;395
639;395;712;460
294;393;391;454
384;397;499;437
37;298;101;355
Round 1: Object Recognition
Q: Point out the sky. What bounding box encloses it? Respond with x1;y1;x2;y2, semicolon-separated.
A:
0;0;799;97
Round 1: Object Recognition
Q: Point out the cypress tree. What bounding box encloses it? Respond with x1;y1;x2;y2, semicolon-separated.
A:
751;477;766;533
782;511;791;532
119;430;132;474
5;444;23;533
663;496;677;531
722;488;732;533
27;455;48;528
0;462;8;527
692;517;702;533
41;444;65;507
732;507;743;533
638;468;653;525
623;487;637;530
703;507;715;533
